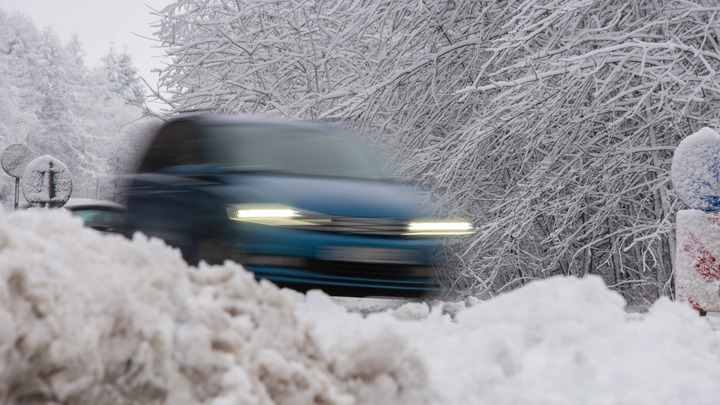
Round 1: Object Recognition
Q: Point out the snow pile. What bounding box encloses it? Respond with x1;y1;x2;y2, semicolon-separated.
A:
1;208;720;404
296;279;720;405
0;208;360;404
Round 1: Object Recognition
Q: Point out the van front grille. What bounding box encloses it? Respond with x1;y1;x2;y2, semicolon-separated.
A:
296;217;409;237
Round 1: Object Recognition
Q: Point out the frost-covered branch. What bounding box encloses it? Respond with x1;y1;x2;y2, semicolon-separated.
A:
154;0;720;306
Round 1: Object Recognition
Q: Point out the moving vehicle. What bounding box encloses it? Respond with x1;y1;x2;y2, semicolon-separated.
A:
123;114;472;297
64;198;126;233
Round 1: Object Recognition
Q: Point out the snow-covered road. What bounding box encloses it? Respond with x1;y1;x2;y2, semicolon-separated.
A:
1;207;719;404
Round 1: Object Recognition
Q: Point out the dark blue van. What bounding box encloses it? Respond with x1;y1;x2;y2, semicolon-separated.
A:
124;115;473;297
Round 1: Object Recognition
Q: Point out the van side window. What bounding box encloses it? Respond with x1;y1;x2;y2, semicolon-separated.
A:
138;121;203;172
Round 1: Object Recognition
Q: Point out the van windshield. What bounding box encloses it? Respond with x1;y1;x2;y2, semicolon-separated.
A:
205;124;391;180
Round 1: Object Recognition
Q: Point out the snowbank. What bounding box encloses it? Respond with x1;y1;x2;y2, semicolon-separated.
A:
1;207;720;404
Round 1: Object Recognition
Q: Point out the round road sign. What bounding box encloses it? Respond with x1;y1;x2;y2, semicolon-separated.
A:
1;144;34;178
21;155;73;208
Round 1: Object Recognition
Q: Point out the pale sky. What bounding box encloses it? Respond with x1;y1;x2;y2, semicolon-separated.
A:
2;0;174;88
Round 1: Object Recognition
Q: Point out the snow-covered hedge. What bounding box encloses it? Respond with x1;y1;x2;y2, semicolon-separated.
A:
152;0;720;304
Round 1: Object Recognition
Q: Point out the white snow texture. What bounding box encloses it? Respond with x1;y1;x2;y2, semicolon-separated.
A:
0;207;720;404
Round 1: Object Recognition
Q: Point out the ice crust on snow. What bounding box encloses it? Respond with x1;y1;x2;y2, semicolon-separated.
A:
1;208;720;404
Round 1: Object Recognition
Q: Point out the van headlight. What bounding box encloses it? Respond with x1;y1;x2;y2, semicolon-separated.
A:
227;204;328;226
405;220;475;236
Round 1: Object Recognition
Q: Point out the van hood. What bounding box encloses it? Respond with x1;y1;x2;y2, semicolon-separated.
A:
217;174;429;220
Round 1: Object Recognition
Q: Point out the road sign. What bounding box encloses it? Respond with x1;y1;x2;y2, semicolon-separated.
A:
21;155;72;208
1;144;34;178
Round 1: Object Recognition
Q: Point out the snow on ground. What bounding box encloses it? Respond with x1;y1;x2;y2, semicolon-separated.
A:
1;207;720;404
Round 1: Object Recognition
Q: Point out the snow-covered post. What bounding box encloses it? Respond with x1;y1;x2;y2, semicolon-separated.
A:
20;155;73;208
671;128;720;313
674;210;720;312
1;144;35;210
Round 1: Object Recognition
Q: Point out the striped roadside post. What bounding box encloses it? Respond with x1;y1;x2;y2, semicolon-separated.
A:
672;127;720;315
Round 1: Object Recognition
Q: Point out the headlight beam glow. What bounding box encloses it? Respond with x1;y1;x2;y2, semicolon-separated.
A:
227;204;326;226
235;208;298;219
405;221;475;236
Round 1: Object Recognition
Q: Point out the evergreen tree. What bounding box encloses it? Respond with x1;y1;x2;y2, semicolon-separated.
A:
0;8;154;205
100;46;146;106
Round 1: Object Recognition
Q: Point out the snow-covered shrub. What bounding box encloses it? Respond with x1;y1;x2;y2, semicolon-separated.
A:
154;0;720;305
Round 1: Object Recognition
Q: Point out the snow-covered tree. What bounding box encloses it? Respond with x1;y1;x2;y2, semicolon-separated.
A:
154;0;720;305
156;0;477;123
0;8;156;205
100;46;146;106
